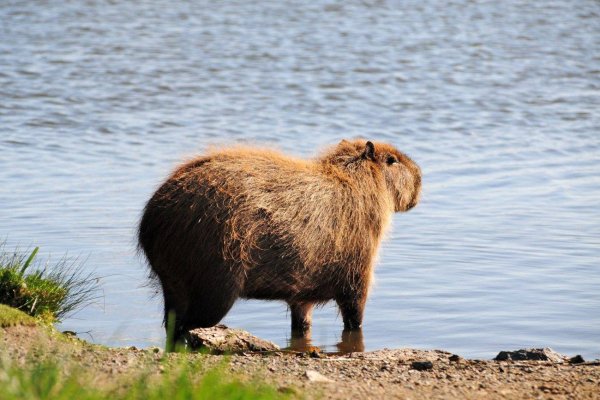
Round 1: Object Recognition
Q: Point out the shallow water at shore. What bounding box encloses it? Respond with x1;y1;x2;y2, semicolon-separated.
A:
1;0;599;358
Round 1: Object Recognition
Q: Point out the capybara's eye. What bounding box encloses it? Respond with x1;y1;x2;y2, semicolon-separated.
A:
386;155;398;165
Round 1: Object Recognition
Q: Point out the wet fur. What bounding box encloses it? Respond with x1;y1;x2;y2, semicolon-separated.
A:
138;139;421;338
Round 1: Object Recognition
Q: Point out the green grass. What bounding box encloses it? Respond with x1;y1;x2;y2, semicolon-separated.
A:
0;302;295;400
0;359;292;400
0;304;37;327
0;244;298;400
0;245;99;322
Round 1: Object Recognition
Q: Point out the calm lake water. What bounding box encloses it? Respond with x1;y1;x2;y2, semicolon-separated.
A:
1;0;599;359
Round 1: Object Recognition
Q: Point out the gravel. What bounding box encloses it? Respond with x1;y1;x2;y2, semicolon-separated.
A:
2;325;599;399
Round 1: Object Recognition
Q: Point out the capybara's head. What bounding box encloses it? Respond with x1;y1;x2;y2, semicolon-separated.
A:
322;139;421;212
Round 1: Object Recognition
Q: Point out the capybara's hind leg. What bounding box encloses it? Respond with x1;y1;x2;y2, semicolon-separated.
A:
289;302;314;336
161;284;188;343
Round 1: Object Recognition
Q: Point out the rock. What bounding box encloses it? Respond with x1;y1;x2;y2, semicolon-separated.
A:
411;361;434;371
186;324;280;354
494;348;566;363
305;370;335;383
569;355;585;364
448;354;462;363
309;349;324;358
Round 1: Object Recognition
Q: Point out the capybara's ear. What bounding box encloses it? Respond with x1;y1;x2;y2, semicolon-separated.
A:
361;141;376;161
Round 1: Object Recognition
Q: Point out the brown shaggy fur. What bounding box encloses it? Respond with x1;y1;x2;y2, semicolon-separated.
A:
138;139;421;339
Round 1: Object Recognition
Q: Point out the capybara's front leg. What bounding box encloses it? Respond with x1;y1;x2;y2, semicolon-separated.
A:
336;295;367;330
289;302;314;336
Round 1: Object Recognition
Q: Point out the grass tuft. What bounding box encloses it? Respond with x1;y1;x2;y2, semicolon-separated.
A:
0;245;100;322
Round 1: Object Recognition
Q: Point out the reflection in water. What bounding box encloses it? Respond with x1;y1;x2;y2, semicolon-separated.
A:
288;332;314;352
337;330;365;353
0;0;598;358
288;329;365;354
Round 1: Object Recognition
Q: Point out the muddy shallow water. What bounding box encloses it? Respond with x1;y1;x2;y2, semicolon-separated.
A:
1;0;598;358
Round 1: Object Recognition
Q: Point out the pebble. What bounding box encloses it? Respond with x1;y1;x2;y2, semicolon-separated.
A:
411;361;434;371
309;349;323;359
305;370;335;383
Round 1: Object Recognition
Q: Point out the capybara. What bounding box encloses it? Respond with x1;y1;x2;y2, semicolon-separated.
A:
138;139;421;340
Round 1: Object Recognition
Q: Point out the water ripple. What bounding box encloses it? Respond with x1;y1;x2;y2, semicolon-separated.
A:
0;0;598;359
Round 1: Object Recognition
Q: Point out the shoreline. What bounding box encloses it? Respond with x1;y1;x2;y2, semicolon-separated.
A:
2;314;599;399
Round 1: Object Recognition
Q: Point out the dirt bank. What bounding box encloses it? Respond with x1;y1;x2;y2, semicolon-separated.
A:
1;322;598;400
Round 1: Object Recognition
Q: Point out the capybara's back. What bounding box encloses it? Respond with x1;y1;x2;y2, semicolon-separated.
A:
138;140;421;339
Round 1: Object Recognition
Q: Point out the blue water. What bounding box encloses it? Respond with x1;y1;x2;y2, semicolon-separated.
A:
1;0;599;359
